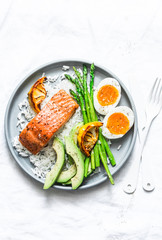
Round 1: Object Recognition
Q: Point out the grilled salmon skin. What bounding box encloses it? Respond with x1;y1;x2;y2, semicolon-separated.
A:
19;89;79;155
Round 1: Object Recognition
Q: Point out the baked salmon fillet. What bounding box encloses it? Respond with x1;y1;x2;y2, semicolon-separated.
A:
19;89;79;154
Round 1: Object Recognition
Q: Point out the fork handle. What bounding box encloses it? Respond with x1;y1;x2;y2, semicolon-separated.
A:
140;118;153;153
141;151;155;192
141;119;155;192
123;145;142;194
123;119;153;194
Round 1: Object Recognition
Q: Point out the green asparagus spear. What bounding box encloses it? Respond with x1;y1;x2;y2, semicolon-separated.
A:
87;92;96;121
64;74;76;84
83;65;91;122
77;89;87;124
90;149;95;170
103;137;116;166
89;64;100;167
65;74;87;123
69;89;80;104
94;144;100;167
65;74;84;96
73;67;83;85
84;157;90;177
90;63;95;103
75;78;84;97
98;129;107;159
98;145;114;185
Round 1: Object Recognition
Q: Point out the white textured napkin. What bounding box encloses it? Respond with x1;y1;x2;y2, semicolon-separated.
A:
1;1;162;239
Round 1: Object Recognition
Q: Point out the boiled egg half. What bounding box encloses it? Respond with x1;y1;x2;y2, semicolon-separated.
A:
94;78;121;115
102;106;134;139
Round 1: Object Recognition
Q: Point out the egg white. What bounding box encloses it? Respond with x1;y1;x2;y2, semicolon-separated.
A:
102;106;134;139
94;78;121;115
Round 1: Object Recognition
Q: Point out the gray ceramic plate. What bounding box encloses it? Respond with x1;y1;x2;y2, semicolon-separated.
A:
5;60;137;190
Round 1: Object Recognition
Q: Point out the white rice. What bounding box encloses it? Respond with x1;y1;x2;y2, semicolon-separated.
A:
117;144;122;151
12;72;83;178
62;65;70;71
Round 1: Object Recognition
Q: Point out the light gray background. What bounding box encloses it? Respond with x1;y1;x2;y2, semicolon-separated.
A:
1;0;162;239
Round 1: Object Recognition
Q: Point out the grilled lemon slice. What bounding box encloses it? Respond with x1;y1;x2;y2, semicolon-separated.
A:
28;77;47;113
77;121;103;157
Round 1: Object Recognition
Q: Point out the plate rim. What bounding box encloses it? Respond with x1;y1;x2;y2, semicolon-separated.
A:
4;59;138;190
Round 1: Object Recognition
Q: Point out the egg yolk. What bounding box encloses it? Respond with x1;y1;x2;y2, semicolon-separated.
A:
107;113;129;135
97;85;119;106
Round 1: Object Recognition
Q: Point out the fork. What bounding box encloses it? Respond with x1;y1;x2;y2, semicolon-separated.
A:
123;78;162;194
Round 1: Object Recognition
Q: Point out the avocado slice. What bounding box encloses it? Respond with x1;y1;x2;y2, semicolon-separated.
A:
43;137;65;189
56;122;84;184
57;164;76;183
62;161;93;185
62;179;72;185
69;122;84;144
65;136;84;190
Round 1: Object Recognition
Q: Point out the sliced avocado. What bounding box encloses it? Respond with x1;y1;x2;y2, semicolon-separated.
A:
69;122;84;144
87;162;93;176
61;161;91;185
43;137;65;189
65;136;84;190
56;122;84;184
62;179;72;185
57;164;76;183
